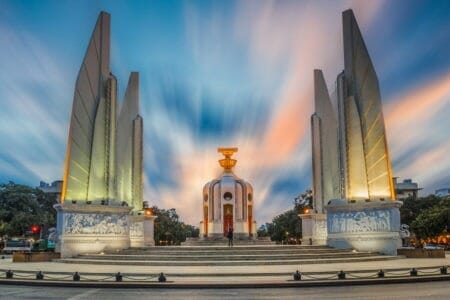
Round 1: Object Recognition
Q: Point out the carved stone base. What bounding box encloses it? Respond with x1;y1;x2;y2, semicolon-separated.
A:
326;200;403;255
54;203;132;258
299;213;327;245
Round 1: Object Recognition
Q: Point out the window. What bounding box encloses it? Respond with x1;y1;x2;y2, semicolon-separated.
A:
223;192;232;201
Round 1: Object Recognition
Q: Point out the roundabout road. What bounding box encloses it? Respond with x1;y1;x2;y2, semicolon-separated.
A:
0;281;449;299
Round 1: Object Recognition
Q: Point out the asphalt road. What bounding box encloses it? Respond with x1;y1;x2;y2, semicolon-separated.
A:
0;281;449;299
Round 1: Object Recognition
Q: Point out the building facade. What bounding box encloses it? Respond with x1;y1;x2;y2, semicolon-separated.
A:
393;178;421;200
38;180;63;202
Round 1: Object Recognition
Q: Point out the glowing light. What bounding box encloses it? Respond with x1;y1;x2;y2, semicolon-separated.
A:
31;225;40;234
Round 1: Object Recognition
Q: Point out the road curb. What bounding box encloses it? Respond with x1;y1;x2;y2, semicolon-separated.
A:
0;274;449;289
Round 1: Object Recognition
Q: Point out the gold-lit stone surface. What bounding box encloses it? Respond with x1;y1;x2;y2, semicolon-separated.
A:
342;9;395;201
61;12;113;203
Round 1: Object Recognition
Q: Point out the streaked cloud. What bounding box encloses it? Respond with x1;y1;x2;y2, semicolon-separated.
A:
385;72;450;193
1;1;450;226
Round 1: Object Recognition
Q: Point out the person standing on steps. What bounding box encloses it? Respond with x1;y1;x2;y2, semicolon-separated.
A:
227;227;233;247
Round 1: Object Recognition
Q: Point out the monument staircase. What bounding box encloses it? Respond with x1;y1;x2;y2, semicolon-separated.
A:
56;245;399;267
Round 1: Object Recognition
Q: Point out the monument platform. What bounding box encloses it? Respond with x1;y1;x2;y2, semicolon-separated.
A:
54;245;398;266
0;249;448;287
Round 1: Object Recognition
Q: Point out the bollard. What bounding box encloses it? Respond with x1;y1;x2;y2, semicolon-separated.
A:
73;272;80;281
377;269;384;278
158;272;166;282
36;271;44;280
338;270;346;280
293;270;301;281
6;270;13;279
440;266;447;275
410;268;418;276
115;272;123;282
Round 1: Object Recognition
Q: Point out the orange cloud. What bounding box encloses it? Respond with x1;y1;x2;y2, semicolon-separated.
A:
386;73;450;126
385;72;450;192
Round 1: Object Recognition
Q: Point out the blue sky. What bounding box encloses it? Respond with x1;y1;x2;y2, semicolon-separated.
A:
1;0;450;225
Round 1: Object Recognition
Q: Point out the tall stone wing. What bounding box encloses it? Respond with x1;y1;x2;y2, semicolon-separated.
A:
311;69;340;212
342;9;395;200
116;72;143;211
61;12;113;202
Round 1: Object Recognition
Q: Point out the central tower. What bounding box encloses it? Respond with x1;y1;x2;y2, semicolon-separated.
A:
200;148;256;240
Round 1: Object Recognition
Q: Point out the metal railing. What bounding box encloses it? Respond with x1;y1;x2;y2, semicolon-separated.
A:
0;266;447;283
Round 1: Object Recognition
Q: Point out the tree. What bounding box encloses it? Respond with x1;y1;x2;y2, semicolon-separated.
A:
400;195;441;226
269;209;302;243
410;197;450;240
0;181;57;237
151;206;199;245
294;189;313;213
257;223;272;237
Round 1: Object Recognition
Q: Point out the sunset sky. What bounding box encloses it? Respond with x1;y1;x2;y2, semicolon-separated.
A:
1;0;450;225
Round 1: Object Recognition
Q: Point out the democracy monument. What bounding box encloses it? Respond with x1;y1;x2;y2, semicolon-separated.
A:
53;9;403;258
54;12;155;258
300;10;402;255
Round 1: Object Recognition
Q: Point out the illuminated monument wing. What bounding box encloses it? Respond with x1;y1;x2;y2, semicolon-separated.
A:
61;12;115;203
341;9;395;201
55;12;153;258
116;72;143;212
303;10;402;255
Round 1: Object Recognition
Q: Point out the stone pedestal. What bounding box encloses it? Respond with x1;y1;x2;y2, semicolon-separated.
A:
129;213;156;247
326;200;402;255
130;214;145;248
54;203;132;258
299;213;327;245
143;214;156;247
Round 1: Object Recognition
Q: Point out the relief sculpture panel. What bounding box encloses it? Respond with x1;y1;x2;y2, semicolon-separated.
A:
63;213;129;235
328;209;391;233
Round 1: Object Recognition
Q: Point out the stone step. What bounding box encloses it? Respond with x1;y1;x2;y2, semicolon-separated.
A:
112;248;355;256
181;238;276;246
115;245;333;252
75;252;379;261
56;255;398;266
